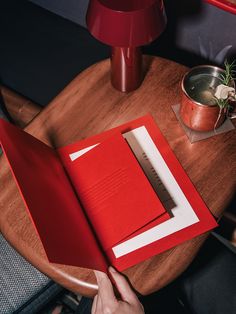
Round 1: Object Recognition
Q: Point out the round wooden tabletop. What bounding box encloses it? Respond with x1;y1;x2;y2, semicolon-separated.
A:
0;56;235;297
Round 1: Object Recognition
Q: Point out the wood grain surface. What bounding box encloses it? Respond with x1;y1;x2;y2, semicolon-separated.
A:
0;85;41;127
0;57;235;297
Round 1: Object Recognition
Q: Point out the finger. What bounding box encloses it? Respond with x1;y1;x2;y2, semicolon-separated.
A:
92;293;103;314
91;294;98;314
94;270;118;305
109;267;139;303
96;291;103;313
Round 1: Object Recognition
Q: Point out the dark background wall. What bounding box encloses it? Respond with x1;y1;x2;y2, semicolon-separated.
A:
29;0;236;65
0;0;235;107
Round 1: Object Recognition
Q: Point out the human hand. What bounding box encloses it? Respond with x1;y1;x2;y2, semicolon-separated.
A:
92;266;144;314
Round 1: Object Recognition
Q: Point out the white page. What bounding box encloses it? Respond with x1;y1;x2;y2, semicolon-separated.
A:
113;127;199;258
69;144;98;161
69;126;199;258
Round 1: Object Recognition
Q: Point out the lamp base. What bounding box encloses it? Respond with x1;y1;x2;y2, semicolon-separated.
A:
111;47;142;93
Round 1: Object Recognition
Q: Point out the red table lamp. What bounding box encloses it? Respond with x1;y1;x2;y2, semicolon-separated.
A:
86;0;167;92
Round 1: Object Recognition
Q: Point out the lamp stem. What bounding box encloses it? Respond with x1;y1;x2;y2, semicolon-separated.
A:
111;47;142;92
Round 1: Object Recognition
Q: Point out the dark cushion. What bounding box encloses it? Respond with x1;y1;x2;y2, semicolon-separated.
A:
179;234;236;314
29;0;89;28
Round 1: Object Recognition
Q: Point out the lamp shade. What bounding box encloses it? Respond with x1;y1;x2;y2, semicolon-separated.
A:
86;0;167;47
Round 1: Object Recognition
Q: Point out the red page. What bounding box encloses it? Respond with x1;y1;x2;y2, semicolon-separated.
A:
206;0;236;14
66;132;167;251
0;119;108;272
59;114;218;271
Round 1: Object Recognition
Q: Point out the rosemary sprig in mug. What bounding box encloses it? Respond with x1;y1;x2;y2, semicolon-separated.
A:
214;60;236;128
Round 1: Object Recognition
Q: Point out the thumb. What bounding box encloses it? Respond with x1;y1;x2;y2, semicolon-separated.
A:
94;270;117;303
108;267;139;303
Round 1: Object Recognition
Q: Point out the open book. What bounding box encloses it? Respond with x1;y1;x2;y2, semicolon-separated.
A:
0;114;217;272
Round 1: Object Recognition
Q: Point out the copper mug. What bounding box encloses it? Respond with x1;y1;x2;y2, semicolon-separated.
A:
180;65;226;132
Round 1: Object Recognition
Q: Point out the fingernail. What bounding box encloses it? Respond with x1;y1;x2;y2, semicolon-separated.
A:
94;270;101;281
109;266;116;273
94;270;108;282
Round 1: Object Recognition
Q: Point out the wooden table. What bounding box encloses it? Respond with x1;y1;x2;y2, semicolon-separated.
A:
0;56;235;297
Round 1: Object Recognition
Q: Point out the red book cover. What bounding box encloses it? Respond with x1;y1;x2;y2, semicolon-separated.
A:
59;114;218;270
0;114;217;272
